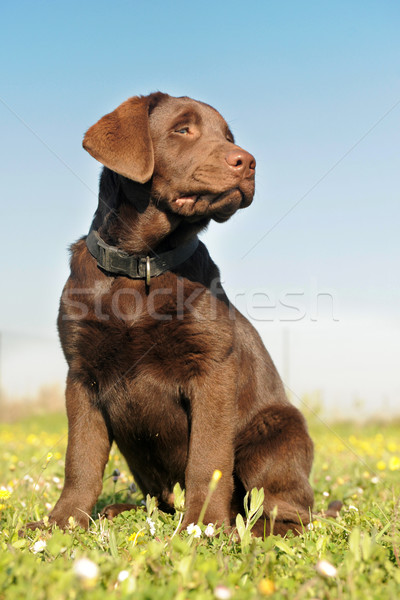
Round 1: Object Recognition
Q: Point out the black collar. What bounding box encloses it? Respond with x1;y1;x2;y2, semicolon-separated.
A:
86;229;199;284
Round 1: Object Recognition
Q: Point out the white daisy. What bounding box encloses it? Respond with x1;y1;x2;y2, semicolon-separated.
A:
146;517;156;536
214;584;232;599
316;559;337;578
32;540;46;553
74;558;99;584
186;523;201;538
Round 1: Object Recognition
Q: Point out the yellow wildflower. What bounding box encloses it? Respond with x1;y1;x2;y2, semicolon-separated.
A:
0;490;11;501
389;456;400;471
212;470;222;482
258;579;275;595
376;461;386;471
209;469;222;492
128;530;145;545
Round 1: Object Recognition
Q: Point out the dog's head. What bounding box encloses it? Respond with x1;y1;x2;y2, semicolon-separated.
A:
83;92;255;224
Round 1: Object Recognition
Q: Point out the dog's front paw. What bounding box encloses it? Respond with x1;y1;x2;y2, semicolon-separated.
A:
18;520;48;537
20;509;90;536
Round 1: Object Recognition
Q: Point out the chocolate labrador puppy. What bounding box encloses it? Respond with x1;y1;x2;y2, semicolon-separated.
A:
28;92;313;536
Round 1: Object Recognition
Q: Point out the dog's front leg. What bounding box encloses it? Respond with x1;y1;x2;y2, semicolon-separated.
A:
48;375;112;529
182;375;236;530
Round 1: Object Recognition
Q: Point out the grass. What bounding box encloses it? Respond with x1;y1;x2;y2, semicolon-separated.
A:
0;412;400;599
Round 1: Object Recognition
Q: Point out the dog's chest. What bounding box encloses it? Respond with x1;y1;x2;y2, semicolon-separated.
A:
61;273;234;384
69;313;219;383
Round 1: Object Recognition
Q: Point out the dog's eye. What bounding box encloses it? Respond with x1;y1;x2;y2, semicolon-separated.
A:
175;127;190;135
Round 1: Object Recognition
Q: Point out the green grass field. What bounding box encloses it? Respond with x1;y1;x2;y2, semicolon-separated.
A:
1;412;399;599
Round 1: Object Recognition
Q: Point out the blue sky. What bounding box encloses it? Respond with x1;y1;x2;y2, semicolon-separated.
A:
1;1;399;416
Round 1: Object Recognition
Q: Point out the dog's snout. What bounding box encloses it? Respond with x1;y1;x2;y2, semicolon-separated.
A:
225;149;256;175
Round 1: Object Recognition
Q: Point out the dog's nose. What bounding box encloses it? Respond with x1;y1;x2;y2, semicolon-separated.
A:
225;149;256;175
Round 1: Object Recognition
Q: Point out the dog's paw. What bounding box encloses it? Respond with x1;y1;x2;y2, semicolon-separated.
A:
18;520;48;537
325;499;343;518
312;499;343;522
100;503;136;520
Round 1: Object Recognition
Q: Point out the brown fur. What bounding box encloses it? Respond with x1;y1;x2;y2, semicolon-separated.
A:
26;92;314;536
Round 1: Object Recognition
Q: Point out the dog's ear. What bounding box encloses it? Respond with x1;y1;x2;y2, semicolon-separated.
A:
83;96;154;184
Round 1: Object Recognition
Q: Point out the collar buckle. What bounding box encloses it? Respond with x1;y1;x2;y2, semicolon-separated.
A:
145;256;151;286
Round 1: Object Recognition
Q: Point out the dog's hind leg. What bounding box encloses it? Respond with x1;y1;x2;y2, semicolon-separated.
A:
100;503;138;520
234;403;314;537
